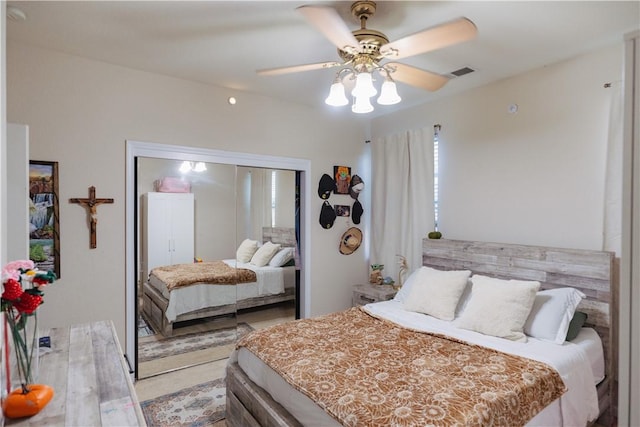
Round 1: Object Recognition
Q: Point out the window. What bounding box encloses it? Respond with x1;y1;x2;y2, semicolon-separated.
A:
271;170;277;227
433;125;440;231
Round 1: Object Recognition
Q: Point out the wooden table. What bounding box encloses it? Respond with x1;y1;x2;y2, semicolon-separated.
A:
6;320;146;426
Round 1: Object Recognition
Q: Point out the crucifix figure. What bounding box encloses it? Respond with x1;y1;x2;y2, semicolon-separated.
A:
70;186;114;249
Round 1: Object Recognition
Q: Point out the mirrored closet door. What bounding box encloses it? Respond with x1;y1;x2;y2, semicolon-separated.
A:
135;157;298;379
235;167;297;342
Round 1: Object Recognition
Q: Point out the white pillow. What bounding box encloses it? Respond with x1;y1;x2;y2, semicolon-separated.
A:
524;287;585;344
455;275;540;342
250;241;281;267
268;247;295;267
403;267;471;320
393;267;425;303
236;239;259;263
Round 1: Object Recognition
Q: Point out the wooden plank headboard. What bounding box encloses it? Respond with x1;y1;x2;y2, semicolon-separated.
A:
262;227;296;247
422;238;616;416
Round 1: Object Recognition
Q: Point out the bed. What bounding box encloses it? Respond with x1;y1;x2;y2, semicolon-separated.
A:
142;227;297;337
226;238;616;427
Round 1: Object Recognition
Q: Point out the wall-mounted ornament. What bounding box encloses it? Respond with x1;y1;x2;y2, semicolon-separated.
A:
319;201;336;229
29;160;61;278
69;186;114;249
334;204;350;217
339;227;362;255
352;200;363;224
334;165;351;195
318;174;336;199
349;174;364;200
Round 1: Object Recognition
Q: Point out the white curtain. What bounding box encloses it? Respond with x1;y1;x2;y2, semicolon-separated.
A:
371;128;434;284
603;83;623;255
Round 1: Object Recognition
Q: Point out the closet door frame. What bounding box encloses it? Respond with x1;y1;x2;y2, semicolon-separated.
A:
125;140;311;378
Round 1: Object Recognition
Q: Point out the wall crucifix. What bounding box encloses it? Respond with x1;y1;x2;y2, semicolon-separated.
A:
69;186;114;249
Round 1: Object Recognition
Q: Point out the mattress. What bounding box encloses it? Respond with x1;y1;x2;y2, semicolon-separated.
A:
235;300;603;427
149;260;295;322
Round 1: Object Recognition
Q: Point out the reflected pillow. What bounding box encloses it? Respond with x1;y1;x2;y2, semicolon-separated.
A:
403;267;471;320
236;239;259;263
250;241;281;267
269;247;295;267
524;287;585;344
455;275;540;342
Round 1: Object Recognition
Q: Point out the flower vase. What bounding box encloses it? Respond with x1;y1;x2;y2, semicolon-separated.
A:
3;312;53;418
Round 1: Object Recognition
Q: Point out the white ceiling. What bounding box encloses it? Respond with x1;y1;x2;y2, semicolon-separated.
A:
6;1;640;118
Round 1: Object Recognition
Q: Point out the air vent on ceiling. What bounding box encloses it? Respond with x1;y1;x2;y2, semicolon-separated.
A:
449;66;475;78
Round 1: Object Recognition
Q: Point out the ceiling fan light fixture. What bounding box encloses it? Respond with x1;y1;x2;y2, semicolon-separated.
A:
193;162;207;172
351;72;377;98
179;161;192;174
325;81;349;106
377;80;401;105
352;95;374;114
179;161;207;173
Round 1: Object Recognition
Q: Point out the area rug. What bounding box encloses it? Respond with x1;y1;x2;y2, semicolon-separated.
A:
138;316;155;337
139;323;254;363
141;376;226;427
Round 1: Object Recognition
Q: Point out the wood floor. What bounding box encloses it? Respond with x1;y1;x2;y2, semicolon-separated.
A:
134;301;295;401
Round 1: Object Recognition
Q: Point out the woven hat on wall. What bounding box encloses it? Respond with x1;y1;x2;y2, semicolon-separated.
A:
339;227;362;255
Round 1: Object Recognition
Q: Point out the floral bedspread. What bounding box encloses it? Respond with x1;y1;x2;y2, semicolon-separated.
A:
150;261;256;291
237;307;566;427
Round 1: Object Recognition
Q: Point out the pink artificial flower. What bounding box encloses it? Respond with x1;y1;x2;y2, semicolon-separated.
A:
1;260;35;282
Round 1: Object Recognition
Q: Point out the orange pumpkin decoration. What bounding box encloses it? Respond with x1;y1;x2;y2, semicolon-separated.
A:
3;384;54;418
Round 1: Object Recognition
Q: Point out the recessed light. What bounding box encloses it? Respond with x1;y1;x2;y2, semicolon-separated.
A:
228;97;237;105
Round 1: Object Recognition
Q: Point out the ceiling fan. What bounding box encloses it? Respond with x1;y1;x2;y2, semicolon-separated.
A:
257;1;478;113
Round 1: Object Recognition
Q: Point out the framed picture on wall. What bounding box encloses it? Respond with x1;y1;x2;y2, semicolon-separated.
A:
334;165;351;195
29;160;61;278
334;204;350;217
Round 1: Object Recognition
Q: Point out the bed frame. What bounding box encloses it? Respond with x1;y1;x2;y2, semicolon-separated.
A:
142;227;297;337
226;238;616;427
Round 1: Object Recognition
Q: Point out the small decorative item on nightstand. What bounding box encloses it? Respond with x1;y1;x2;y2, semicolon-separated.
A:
352;283;397;307
369;264;384;285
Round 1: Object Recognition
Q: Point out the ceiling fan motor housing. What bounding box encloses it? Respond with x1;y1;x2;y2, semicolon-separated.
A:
338;1;389;64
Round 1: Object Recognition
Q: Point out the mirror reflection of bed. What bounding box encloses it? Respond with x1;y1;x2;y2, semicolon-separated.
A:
136;158;298;379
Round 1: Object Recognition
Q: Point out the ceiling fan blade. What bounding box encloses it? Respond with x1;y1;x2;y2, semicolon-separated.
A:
257;61;342;76
297;5;360;53
387;62;449;92
380;17;477;60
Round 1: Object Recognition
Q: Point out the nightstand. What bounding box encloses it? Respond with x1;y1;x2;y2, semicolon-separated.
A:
352;283;398;307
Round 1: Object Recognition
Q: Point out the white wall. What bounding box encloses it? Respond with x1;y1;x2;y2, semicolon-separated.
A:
6;123;28;260
6;41;369;344
372;44;623;251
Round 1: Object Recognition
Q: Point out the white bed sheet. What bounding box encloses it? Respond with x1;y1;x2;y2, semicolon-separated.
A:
149;260;294;322
234;300;602;427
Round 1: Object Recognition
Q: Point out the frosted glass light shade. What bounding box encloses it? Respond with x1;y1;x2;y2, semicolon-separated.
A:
193;162;207;172
325;82;349;106
351;95;374;114
351;72;377;98
377;81;401;105
179;161;192;173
